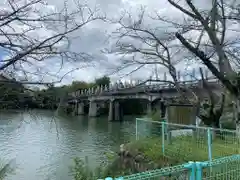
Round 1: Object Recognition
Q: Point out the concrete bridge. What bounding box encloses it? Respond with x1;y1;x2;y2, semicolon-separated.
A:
67;77;222;121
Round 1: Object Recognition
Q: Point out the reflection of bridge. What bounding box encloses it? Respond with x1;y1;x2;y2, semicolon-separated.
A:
67;76;222;121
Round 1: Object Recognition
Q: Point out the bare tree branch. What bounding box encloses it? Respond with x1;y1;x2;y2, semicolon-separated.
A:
0;0;105;85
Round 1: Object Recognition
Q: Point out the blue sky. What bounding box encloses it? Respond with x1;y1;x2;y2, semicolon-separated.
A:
0;48;6;62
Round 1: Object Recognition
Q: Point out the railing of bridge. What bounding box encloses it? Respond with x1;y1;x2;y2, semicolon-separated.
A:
68;75;220;98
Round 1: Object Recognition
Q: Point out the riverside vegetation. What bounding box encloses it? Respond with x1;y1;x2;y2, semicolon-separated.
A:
0;78;237;179
70;111;238;180
0;107;237;179
0;110;237;179
0;75;111;110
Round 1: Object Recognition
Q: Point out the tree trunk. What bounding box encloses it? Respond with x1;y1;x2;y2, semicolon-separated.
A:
235;98;240;138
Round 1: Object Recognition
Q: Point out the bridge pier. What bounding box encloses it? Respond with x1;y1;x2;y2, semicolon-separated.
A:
72;103;77;116
71;101;78;116
108;100;114;121
108;100;123;121
114;101;121;121
89;101;98;117
77;102;85;115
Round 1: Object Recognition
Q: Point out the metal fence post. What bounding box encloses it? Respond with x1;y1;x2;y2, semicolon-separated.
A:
161;121;165;155
207;128;212;161
196;161;208;180
183;161;196;180
195;162;202;180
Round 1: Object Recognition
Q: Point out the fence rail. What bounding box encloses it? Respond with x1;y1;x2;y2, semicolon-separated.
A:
101;118;240;180
200;154;240;179
136;118;240;161
103;154;240;179
103;162;191;180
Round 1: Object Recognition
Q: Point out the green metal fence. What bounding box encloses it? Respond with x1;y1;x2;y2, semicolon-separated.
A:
135;118;240;161
101;118;240;180
104;162;193;180
103;154;240;180
200;154;240;179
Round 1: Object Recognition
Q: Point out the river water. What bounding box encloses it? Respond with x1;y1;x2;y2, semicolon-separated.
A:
0;110;136;180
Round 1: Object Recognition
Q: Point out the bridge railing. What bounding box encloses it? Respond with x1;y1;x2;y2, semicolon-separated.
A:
68;76;220;98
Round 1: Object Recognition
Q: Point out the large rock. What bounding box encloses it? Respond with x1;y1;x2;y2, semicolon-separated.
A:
109;144;179;175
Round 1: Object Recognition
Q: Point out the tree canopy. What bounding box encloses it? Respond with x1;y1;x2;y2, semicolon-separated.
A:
0;76;111;110
94;76;110;87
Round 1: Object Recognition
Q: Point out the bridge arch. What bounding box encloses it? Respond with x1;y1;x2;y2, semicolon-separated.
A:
115;98;150;115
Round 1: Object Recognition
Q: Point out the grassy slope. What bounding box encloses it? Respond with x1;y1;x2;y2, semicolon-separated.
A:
119;135;240;179
126;135;239;164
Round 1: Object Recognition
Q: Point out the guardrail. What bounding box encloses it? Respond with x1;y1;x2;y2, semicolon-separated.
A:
68;77;220;98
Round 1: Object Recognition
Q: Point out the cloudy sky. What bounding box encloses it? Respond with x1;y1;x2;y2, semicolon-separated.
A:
43;0;200;84
2;0;237;86
45;0;170;84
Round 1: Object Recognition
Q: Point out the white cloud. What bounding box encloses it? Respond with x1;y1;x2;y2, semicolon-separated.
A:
104;0;240;83
1;0;239;86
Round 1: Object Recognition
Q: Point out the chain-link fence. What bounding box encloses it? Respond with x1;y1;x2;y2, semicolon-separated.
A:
101;119;240;180
135;118;240;162
102;154;240;180
201;154;240;179
103;162;192;180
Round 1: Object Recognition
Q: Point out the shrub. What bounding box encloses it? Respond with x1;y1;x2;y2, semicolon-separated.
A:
70;156;110;180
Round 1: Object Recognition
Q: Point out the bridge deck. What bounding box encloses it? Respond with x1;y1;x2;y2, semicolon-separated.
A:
67;79;221;102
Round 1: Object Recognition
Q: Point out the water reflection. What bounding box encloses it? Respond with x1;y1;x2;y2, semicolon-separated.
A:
0;110;135;180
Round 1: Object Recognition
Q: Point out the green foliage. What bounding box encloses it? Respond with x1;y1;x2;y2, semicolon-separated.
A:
70;151;118;180
70;157;106;180
94;76;110;87
0;75;111;111
0;81;30;109
221;121;236;130
0;160;15;180
33;86;65;109
143;110;161;121
70;133;240;179
150;110;161;121
104;151;116;162
69;81;92;92
67;76;110;93
126;135;239;166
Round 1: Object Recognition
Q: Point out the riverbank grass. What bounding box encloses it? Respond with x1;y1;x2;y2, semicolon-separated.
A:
71;134;240;179
125;135;240;164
